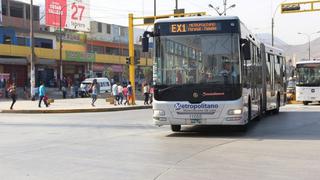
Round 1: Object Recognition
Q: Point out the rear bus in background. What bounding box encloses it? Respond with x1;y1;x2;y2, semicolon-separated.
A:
296;61;320;105
143;16;286;132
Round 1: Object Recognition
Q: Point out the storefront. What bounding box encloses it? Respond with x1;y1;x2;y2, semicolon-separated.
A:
35;59;57;87
62;62;86;82
93;63;106;77
64;51;95;82
105;64;125;83
0;57;27;87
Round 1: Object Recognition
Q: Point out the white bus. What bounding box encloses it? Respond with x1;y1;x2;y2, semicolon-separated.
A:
296;60;320;105
142;16;286;132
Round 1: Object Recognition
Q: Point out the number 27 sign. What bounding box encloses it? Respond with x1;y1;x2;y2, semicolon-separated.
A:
46;0;90;32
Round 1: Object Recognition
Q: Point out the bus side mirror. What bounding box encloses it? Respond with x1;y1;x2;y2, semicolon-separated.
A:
142;37;149;52
241;39;251;60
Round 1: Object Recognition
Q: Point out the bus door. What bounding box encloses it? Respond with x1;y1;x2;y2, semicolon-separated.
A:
267;53;275;97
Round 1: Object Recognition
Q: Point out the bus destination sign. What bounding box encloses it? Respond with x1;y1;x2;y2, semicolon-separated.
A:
170;22;217;33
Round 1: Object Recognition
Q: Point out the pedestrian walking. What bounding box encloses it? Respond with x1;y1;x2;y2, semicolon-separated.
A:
143;83;150;105
61;77;67;99
123;85;128;105
70;84;75;98
7;83;17;110
112;82;119;106
118;84;124;105
127;81;133;105
149;85;154;104
90;79;99;106
38;81;48;108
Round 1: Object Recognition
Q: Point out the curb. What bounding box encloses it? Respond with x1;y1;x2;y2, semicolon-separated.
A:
0;105;152;114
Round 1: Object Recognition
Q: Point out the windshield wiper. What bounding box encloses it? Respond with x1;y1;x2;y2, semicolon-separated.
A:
157;85;185;94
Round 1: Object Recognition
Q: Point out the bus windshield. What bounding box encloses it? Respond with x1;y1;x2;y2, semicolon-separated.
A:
296;63;320;86
154;33;240;86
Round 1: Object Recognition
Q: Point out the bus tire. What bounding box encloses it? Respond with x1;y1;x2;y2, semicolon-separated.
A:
247;97;252;122
256;96;263;121
274;94;280;114
303;101;309;105
237;124;248;132
171;125;181;132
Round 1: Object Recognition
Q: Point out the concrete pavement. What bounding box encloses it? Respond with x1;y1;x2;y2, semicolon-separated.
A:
0;98;151;113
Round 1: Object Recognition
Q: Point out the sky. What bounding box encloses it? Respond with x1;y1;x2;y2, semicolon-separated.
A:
19;0;320;45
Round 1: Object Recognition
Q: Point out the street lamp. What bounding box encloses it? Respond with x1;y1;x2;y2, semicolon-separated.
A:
271;0;288;46
208;0;236;16
297;31;320;60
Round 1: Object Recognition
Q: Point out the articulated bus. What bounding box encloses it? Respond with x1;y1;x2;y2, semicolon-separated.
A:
296;60;320;105
142;16;286;132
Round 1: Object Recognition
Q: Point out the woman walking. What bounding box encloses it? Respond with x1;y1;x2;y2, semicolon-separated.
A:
143;83;150;105
91;79;99;107
7;83;17;110
38;81;49;108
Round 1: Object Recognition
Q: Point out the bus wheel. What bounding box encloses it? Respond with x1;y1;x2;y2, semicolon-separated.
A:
247;98;252;122
237;124;248;132
274;94;280;114
303;101;309;105
256;96;263;121
171;125;181;132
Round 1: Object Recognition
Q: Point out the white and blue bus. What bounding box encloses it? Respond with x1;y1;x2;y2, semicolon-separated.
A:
142;16;286;132
296;60;320;105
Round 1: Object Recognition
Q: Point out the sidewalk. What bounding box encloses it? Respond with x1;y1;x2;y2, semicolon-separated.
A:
0;98;151;113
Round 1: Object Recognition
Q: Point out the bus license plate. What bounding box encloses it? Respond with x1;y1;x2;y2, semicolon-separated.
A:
190;114;202;119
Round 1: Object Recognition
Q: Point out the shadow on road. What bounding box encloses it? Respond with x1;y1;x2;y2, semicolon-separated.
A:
166;111;320;141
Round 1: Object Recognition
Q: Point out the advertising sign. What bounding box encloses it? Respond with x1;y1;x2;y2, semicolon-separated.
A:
46;0;90;32
65;51;95;62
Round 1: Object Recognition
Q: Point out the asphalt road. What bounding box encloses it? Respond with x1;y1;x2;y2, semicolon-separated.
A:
0;104;320;180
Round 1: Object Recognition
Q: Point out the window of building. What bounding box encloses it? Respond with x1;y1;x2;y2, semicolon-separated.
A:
98;23;102;33
2;0;7;16
26;5;40;21
120;27;126;36
17;37;27;46
10;1;24;18
92;45;104;54
3;35;12;44
35;38;53;49
106;24;111;34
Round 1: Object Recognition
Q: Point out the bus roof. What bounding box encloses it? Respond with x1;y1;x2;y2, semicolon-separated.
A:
296;60;320;65
155;16;240;24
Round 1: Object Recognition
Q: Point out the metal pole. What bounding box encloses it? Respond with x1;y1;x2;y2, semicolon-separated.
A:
175;0;178;10
154;0;156;17
224;0;227;16
59;9;63;89
271;18;274;46
128;14;136;105
308;35;311;60
30;0;35;99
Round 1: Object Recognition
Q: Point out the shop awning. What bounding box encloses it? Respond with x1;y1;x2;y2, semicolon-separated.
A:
0;58;27;65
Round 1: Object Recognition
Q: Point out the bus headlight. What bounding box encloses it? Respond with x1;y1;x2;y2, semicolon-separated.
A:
153;110;165;117
228;109;242;115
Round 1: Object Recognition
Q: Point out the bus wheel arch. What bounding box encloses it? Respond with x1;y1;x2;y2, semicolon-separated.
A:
171;125;181;132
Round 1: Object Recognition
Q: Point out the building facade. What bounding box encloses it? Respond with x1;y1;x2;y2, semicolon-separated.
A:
0;1;152;97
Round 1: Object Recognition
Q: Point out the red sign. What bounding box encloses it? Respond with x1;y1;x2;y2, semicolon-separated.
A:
46;0;67;28
46;0;90;32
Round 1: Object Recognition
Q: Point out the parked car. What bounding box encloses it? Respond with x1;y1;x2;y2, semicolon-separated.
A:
79;78;111;97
